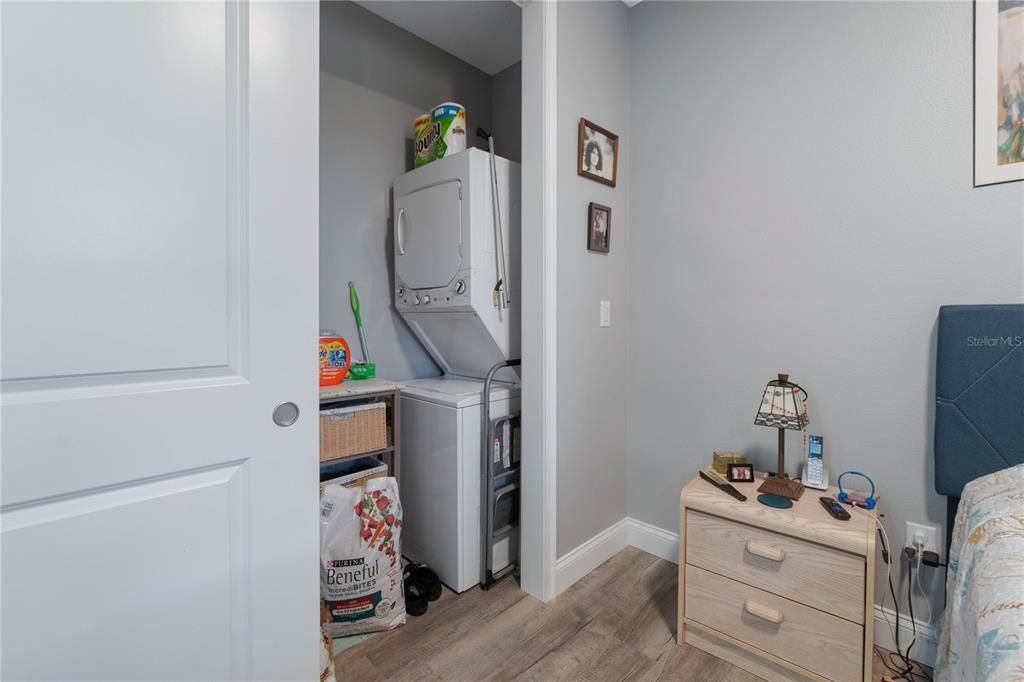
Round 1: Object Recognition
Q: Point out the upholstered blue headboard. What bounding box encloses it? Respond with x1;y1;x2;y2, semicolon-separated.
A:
935;304;1024;499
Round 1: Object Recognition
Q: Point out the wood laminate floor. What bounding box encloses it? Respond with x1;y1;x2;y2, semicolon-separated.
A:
335;547;930;681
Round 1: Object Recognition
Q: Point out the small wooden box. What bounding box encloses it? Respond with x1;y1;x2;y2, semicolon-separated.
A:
712;451;746;475
319;402;387;462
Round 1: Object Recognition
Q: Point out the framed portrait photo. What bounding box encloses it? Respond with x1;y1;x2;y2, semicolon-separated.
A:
727;463;754;483
577;118;619;187
587;203;611;253
974;0;1024;186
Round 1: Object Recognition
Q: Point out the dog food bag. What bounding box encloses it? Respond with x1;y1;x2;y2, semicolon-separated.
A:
320;477;405;636
320;629;336;682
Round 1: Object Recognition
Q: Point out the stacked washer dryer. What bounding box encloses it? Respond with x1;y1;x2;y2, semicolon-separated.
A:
393;148;521;593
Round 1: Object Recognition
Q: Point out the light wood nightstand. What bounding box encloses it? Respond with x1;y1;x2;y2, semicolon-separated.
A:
678;474;877;682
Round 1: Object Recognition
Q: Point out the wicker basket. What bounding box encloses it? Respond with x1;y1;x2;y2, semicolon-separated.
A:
320;402;387;462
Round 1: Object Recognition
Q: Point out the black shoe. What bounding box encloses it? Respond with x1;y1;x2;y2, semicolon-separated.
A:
403;563;442;601
404;574;429;617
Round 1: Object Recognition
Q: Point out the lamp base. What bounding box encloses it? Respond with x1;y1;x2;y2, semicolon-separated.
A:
757;493;794;509
758;476;805;501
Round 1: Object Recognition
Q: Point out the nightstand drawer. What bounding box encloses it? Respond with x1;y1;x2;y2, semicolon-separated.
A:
687;510;865;623
685;565;863;682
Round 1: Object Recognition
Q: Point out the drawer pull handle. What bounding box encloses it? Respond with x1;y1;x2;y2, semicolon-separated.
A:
745;541;786;562
744;599;785;624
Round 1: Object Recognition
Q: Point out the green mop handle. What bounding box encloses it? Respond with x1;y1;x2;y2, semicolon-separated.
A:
348;281;363;329
348;281;370;363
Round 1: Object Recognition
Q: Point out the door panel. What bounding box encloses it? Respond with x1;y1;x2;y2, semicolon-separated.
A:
1;1;236;379
1;2;319;679
396;180;463;290
2;462;248;681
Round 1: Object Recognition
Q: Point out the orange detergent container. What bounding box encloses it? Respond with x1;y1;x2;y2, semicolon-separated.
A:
319;333;351;386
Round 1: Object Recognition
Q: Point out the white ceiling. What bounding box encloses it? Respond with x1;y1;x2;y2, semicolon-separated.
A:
355;1;522;76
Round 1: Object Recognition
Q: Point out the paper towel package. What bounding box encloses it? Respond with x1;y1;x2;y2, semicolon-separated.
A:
431;102;466;161
412;113;435;168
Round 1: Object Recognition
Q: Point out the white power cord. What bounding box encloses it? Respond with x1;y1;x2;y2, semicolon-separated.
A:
849;506;900;643
874;515;902;644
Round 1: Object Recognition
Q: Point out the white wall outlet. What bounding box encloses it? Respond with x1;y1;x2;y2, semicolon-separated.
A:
599;300;611;328
905;521;940;554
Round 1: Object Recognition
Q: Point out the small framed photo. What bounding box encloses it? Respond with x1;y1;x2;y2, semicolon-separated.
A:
577;118;619;187
727;463;754;483
587;202;611;253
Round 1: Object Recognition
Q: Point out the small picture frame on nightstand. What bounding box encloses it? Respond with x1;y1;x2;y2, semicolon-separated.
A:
727;463;754;483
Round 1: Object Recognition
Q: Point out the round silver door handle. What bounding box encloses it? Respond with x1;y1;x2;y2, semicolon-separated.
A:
273;402;300;427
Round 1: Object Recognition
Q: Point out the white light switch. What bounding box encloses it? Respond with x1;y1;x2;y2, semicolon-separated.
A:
600;300;611;327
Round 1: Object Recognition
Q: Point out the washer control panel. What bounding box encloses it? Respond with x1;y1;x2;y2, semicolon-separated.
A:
396;277;470;310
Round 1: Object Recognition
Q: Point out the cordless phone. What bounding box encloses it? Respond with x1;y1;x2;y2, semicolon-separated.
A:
802;434;828;490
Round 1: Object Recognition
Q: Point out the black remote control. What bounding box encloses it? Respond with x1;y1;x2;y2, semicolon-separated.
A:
819;496;851;521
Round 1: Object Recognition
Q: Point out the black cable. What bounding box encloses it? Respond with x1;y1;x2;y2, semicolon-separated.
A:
907;553;917;625
891;563;913;679
905;556;919;669
876;556;933;682
872;540;933;682
872;524;933;681
877;528;903;658
876;648;932;682
878;647;933;682
906;558;934;681
881;530;913;680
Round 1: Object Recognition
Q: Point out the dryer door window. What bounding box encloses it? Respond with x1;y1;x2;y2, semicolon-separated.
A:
396;180;463;290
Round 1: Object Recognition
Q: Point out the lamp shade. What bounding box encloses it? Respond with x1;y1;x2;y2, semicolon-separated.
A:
754;373;809;431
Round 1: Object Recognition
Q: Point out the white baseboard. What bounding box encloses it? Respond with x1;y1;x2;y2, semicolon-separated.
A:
625;517;679;563
553;518;629;595
872;604;938;670
555;518;939;670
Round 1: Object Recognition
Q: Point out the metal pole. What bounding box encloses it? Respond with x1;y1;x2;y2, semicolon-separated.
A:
476;128;510;310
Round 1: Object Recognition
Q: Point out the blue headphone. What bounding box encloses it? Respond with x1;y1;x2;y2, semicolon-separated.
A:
836;471;876;510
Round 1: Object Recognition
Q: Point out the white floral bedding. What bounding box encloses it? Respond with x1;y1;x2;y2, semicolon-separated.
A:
936;463;1024;681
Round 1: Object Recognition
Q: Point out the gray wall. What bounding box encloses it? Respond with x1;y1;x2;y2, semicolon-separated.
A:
628;0;1023;622
320;1;519;380
320;72;439;379
491;61;522;164
322;1;492;153
556;1;631;557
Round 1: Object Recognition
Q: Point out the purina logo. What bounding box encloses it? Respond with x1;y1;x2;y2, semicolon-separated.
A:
327;559;362;568
325;557;378;585
966;335;1024;347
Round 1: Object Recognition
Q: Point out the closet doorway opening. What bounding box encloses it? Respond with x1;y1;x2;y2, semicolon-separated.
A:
317;0;555;660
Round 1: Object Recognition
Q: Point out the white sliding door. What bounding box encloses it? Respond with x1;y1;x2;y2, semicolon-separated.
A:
1;1;320;678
